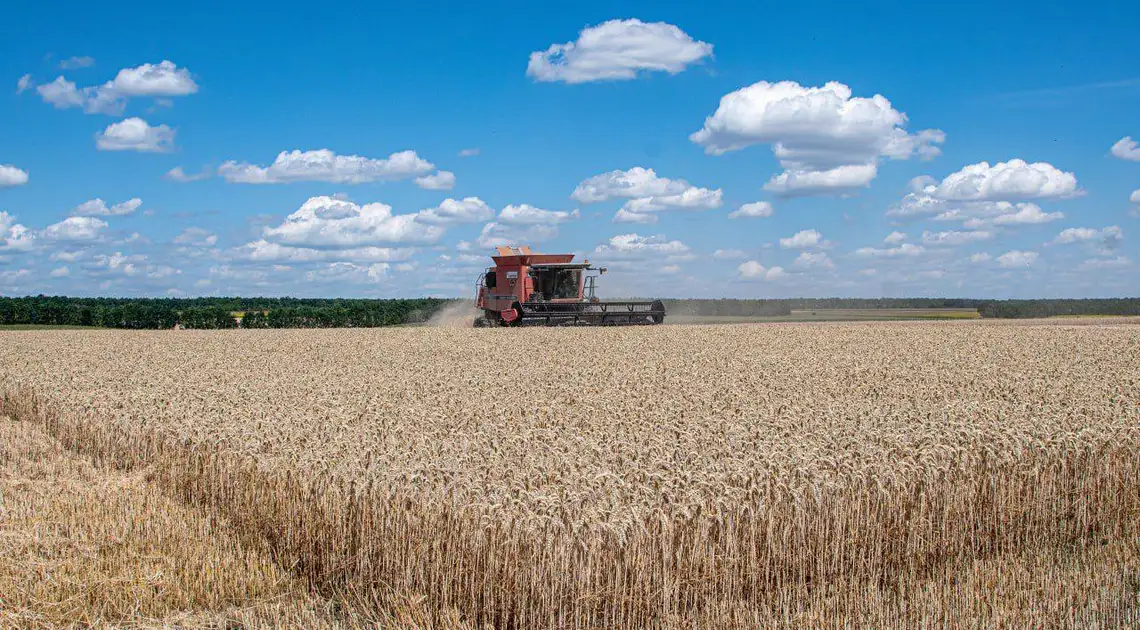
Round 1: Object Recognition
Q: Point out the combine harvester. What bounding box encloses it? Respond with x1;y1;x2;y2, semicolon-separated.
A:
474;246;666;327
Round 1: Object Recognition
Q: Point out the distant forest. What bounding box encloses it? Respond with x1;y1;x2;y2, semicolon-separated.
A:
0;296;1138;329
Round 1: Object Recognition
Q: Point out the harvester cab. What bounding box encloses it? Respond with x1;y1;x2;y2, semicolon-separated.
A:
474;245;665;327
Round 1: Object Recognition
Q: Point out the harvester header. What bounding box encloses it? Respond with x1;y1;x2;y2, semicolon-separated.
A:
473;246;665;327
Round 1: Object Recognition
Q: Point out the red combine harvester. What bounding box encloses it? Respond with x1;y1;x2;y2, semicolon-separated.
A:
474;246;666;327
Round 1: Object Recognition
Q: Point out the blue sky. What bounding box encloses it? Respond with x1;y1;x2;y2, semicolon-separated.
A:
2;1;1138;299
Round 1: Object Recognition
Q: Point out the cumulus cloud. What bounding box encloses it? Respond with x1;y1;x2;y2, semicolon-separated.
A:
925;160;1079;201
961;203;1064;229
527;18;712;84
261;195;444;248
1051;226;1123;253
173;227;218;247
305;262;390;284
997;250;1038;268
970;252;992;263
93;251;179;278
763;163;878;196
109;61;197;96
476;222;559;248
42;216;107;242
713;248;748;260
219;149;434;184
0;164;29;187
1110;136;1140;161
571;167;721;223
594;233;690;259
691;80;944;196
792;251;835;271
884;231;907;244
738;260;786;280
50;266;70;278
34;61;196;115
165;166;211;182
16;74;32;94
1078;256;1131;271
498;204;579;225
855;243;926;258
779;229;825;249
613;208;659;224
728;201;773;219
414;170;456;190
95;117;175;152
72;197;143;217
415;197;494;225
60;56;95;69
234;239;414;263
921;230;993;246
0;212;36;252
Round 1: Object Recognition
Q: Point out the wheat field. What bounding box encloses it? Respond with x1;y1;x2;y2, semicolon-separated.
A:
1;321;1138;628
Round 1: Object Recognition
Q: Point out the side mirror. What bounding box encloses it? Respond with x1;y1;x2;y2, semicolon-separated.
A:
599;267;607;275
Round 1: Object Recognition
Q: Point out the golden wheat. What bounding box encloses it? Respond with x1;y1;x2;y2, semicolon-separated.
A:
1;321;1138;628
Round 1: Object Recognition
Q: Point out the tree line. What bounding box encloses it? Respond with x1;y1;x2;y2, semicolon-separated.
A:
2;296;1138;329
0;296;449;329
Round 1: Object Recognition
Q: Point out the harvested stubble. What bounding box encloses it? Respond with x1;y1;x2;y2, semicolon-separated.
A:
1;321;1138;629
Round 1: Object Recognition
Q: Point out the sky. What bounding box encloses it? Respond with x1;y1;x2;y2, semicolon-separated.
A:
2;1;1138;299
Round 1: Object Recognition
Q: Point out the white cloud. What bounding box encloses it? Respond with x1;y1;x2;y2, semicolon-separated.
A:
109;61;197;96
0;212;36;252
728;201;774;219
94;251;179;278
792;251;835;270
235;239;415;263
1078;256;1130;271
0;164;29;187
458;148;480;157
72;197;143;217
1051;226;1123;253
165;166;211;182
305;262;390;284
571;167;722;223
884;231;907;244
926;160;1079;201
962;203;1064;229
36;77;90;110
395;262;416;272
60;56;95;69
997;250;1038;268
713;248;747;260
42;216;107;242
476;222;559;248
33;61;196;116
970;252;992;263
16;74;32;94
594;233;690;259
854;243;926;258
763;163;879;196
173;227;218;247
921;230;993;246
414;170;456;190
262;195;444;248
613;208;658;224
737;261;786;280
96;118;175;152
219;149;433;184
1110;137;1140;161
527;18;712;84
415;197;494;225
498;204;579;225
1131;189;1140;205
779;229;824;249
50;266;70;278
691;80;943;196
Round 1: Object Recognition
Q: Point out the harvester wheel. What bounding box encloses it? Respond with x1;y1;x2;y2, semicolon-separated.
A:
473;316;489;328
